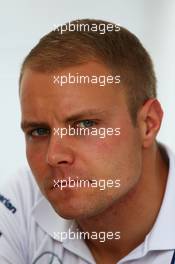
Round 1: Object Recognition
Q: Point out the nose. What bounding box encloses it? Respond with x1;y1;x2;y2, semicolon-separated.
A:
46;134;75;167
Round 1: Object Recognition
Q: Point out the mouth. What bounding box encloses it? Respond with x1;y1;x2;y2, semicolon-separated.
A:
43;169;94;193
49;177;93;191
51;178;79;189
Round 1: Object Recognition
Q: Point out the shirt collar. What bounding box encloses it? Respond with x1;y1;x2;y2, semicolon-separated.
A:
32;194;95;263
147;143;175;251
32;195;74;236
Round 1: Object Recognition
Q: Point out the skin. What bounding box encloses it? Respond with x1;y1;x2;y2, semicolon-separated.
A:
20;61;168;263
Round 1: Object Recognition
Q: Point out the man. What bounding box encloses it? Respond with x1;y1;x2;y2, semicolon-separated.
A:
0;19;174;264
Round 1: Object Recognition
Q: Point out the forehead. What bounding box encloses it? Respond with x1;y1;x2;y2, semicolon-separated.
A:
20;61;126;122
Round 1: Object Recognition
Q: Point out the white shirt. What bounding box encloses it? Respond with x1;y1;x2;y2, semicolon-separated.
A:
0;144;175;264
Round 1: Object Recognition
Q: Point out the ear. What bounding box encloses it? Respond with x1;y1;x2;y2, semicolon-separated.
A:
137;99;163;148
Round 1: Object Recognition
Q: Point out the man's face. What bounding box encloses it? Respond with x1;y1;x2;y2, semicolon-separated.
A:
20;61;143;220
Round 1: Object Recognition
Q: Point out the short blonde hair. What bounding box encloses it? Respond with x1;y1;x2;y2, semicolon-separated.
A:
19;18;157;124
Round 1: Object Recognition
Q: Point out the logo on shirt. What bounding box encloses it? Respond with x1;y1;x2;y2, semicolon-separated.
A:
32;251;62;264
0;194;17;214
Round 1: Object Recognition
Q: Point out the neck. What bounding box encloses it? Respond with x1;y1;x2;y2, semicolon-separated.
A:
77;143;169;263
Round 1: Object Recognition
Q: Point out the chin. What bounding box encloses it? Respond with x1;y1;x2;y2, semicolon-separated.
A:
53;206;86;220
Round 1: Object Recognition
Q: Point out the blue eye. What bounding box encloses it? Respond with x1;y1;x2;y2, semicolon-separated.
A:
30;128;50;137
77;120;96;128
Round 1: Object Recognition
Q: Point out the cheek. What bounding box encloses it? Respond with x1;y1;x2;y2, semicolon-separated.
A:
81;135;121;176
93;137;118;157
26;142;47;182
84;129;127;161
26;138;48;162
83;129;141;182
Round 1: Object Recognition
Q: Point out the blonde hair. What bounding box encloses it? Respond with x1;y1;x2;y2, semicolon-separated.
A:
19;18;157;124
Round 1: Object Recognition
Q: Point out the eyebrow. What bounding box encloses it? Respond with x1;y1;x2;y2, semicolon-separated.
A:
21;109;107;131
21;122;49;132
65;109;107;123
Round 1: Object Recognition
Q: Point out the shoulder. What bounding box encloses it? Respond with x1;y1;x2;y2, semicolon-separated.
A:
0;166;41;217
0;166;42;263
